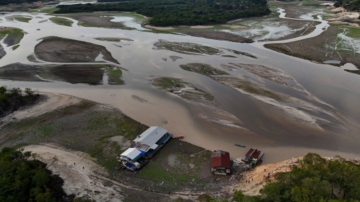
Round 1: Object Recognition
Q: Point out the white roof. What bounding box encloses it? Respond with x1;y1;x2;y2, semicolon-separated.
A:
121;148;142;160
134;126;168;147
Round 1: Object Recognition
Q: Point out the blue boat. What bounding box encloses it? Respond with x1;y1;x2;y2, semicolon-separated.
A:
235;143;245;148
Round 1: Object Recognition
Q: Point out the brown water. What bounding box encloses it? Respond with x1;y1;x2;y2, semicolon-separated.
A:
1;11;360;163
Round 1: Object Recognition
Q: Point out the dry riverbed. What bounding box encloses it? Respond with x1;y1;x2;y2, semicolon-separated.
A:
0;93;242;201
265;26;360;70
0;63;124;85
180;62;340;130
35;36;119;64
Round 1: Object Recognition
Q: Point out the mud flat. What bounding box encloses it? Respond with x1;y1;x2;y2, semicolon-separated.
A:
151;76;214;103
227;17;320;42
265;26;360;70
35;36;119;64
180;62;340;128
154;39;222;55
179;29;254;43
0;63;124;85
179;63;228;76
0;27;24;47
0;93;238;201
94;37;133;42
72;15;130;29
49;17;73;27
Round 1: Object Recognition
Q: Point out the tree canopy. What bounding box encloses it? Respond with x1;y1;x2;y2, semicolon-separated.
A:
197;153;360;202
55;0;271;26
0;147;71;202
334;0;360;11
0;0;51;6
0;86;39;118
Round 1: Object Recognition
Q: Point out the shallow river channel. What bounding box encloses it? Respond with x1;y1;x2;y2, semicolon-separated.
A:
1;9;360;162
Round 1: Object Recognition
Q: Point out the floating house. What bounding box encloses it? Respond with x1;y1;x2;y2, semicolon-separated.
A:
211;150;231;175
119;126;172;171
241;148;264;166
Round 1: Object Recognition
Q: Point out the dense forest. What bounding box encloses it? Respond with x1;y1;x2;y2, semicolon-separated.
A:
0;147;71;202
335;0;360;11
0;0;51;6
0;86;39;118
198;153;360;202
55;0;271;26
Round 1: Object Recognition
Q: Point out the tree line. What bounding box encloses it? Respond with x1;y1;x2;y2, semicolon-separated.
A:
0;147;70;202
335;0;360;12
55;0;271;26
0;86;39;118
195;153;360;202
0;0;51;6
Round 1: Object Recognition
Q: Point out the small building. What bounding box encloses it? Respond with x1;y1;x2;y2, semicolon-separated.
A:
119;126;172;171
241;148;264;166
211;150;231;175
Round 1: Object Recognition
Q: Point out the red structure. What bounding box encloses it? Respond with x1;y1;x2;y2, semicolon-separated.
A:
242;148;264;166
211;150;231;175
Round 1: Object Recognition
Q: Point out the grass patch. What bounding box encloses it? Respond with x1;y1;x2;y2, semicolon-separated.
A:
180;63;228;76
154;40;222;55
107;68;124;85
27;54;39;63
0;28;24;46
49;17;73;27
12;45;19;50
14;16;32;23
152;77;214;101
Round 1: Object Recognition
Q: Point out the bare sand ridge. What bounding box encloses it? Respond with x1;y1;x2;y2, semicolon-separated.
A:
0;92;81;129
226;157;301;195
23;144;123;202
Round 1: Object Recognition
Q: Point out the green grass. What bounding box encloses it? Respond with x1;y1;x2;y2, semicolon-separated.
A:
346;27;360;38
30;6;59;14
180;63;228;76
12;45;19;50
0;28;24;46
49;17;73;27
14;16;31;23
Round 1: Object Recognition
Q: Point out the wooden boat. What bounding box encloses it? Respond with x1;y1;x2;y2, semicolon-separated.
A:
235;143;245;148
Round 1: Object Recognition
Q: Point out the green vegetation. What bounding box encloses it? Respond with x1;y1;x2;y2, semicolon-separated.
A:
94;37;122;42
0;101;148;174
14;16;32;23
0;28;24;46
152;77;214;101
55;0;270;26
235;82;283;101
335;0;360;11
0;86;39;118
139;140;211;182
180;63;228;76
12;44;19;50
107;68;124;85
49;17;73;27
0;147;69;201
154;40;222;55
195;153;360;202
32;6;59;14
0;0;51;5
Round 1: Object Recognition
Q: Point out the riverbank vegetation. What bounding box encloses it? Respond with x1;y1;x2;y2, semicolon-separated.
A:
335;0;360;11
0;147;70;201
0;28;24;46
55;0;271;26
0;86;39;118
0;0;51;6
199;153;360;202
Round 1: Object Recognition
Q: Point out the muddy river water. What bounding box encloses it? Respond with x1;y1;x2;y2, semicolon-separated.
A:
1;9;360;163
